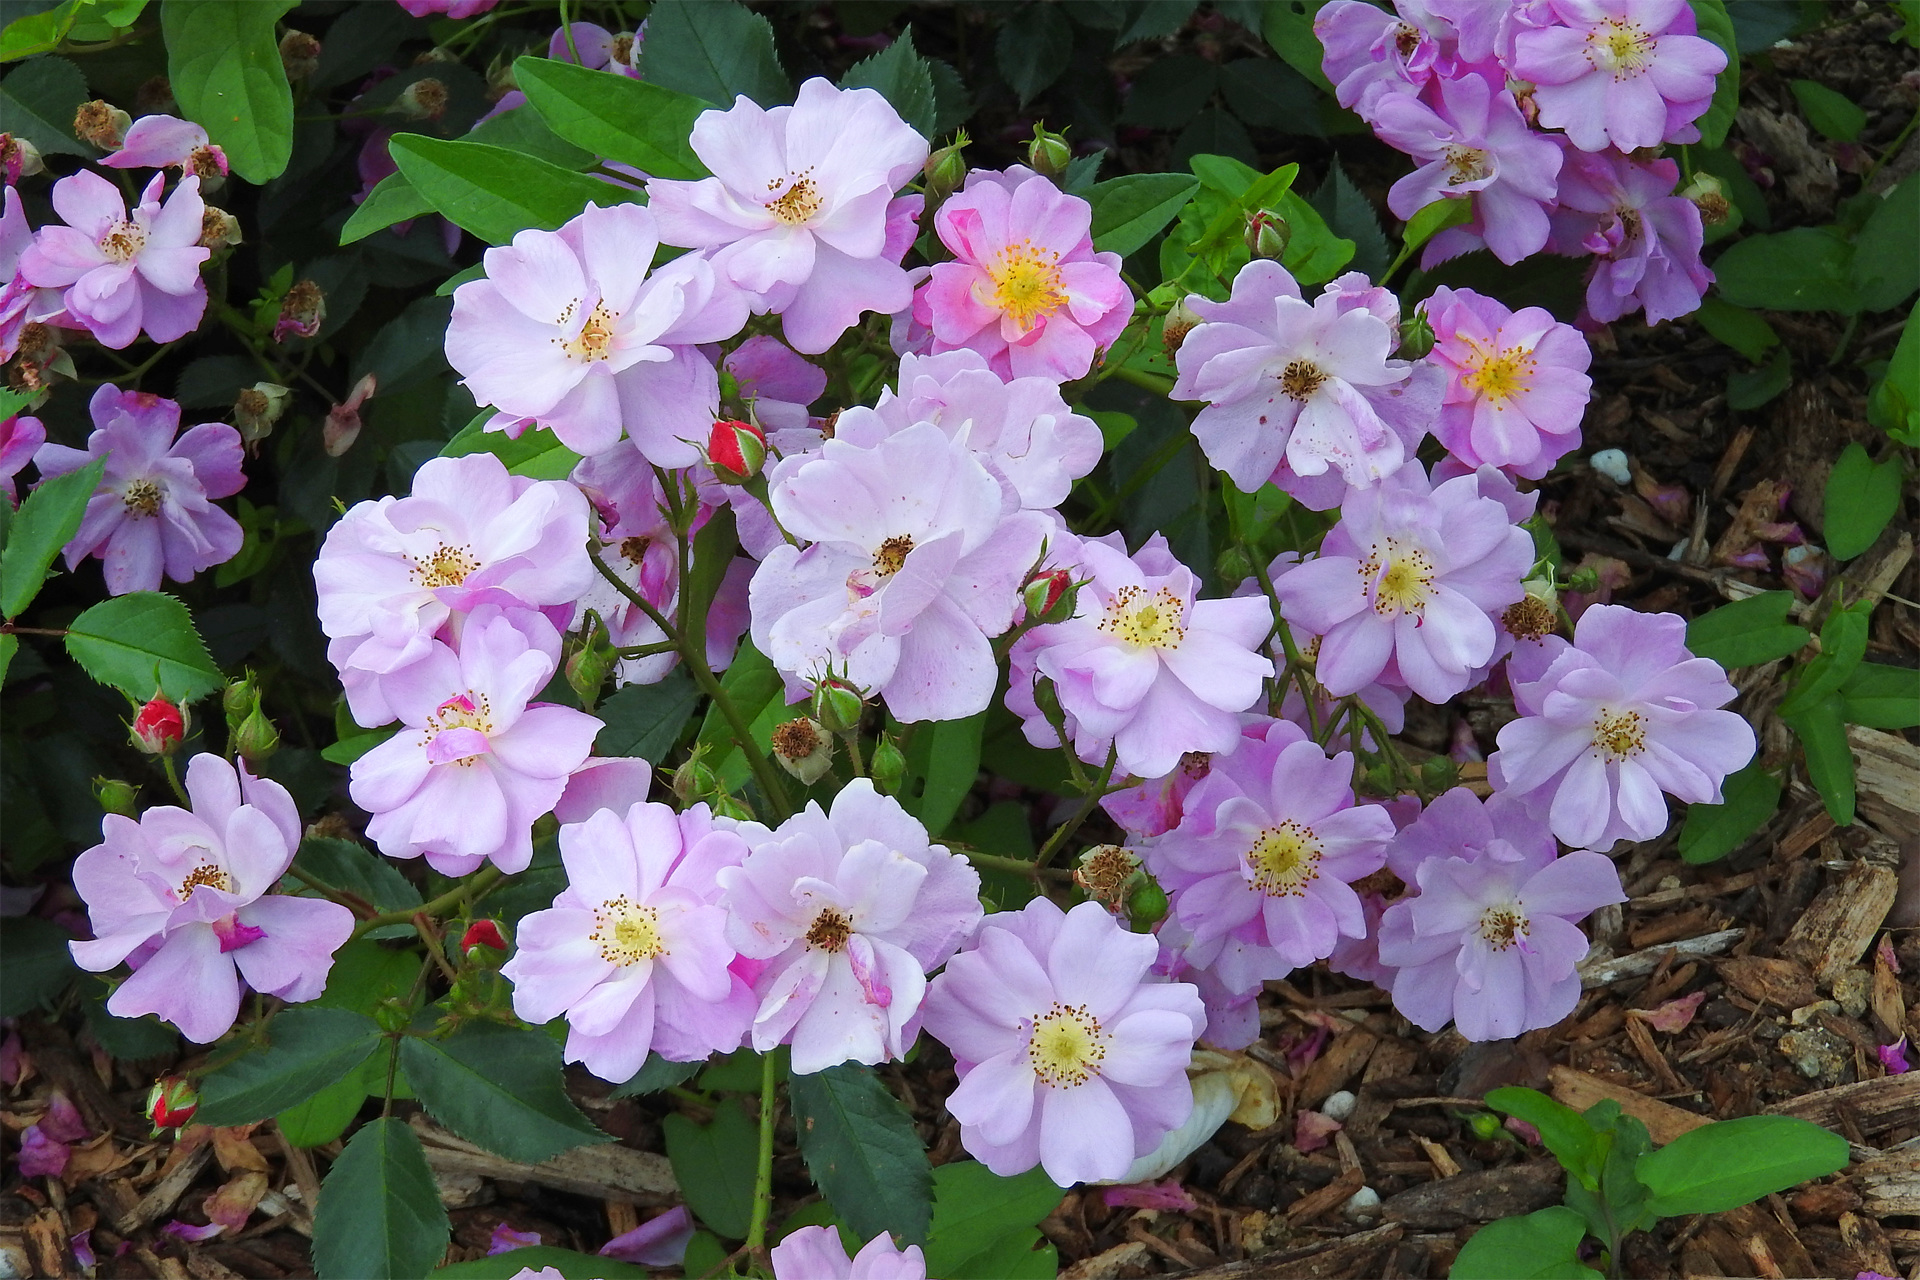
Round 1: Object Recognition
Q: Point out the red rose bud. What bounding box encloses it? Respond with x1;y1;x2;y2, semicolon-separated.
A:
1022;568;1077;625
1245;209;1290;261
146;1077;198;1134
131;695;185;755
460;920;508;956
707;418;766;484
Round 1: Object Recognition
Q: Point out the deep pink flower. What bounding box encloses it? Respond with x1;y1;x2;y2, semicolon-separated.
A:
69;754;354;1044
1489;604;1757;850
100;115;228;178
717;780;983;1075
647;79;928;354
1103;749;1216;841
920;897;1205;1185
502;801;756;1081
2;185;66;361
1425;286;1590;478
915;172;1129;382
1;411;44;504
20;170;208;348
1274;463;1534;703
1880;1038;1910;1076
349;607;602;875
1509;0;1726;152
1316;0;1449;113
1549;150;1712;326
33;386;244;595
771;1226;925;1280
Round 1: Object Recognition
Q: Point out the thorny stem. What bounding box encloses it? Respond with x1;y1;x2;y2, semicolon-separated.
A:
1034;748;1118;869
415;913;458;983
744;1049;779;1258
352;865;503;938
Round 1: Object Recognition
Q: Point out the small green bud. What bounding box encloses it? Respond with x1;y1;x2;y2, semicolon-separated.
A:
870;735;907;795
672;748;720;806
1467;1111;1504;1141
710;793;754;822
811;676;866;734
223;674;258;722
1394;306;1435;360
1245;209;1289;260
1031;675;1064;727
1126;877;1170;932
565;612;616;708
1027;124;1071;179
924;131;969;203
1215;545;1254;585
93;777;139;817
374;996;411;1035
234;707;281;763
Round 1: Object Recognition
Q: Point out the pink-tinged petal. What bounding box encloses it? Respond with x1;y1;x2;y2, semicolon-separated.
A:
111;927;241;1044
1100;1009;1200;1087
1038;1077;1134;1185
946;1050;1037;1147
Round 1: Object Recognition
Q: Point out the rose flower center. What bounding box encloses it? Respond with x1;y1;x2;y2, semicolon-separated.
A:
1028;1002;1108;1088
557;298;620;363
1099;584;1185;651
412;542;480;588
592;896;666;965
122;477;163;517
1591;708;1647;761
1461;340;1537;405
179;863;236;898
1444;145;1491;186
1362;539;1436;617
766;175;823;225
1279;359;1328;401
986;241;1067;331
1591;19;1654;76
873;535;914;578
806;907;853;952
99;219;147;263
1479;904;1531;951
1246;819;1323;897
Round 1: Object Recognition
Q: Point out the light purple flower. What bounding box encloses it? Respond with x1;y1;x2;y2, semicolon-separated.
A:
716;780;983;1075
349;606;601;876
1102;749;1216;841
1376;787;1624;1040
749;423;1050;724
547;22;642;78
1;411;44;505
1425;286;1591;479
502;801;755;1082
487;1225;542;1255
1372;73;1562;265
314;451;593;727
1489;604;1756;850
647;78;929;355
32;385;244;596
69;754;354;1044
1007;531;1274;779
1171;260;1440;508
771;1226;925;1280
1;185;66;362
1274;463;1534;704
17;1093;86;1178
1549;150;1711;326
1316;0;1448;113
100;115;228;179
1509;0;1726;153
920;897;1205;1186
722;333;826;436
447;202;747;461
600;1207;693;1267
20;170;208;349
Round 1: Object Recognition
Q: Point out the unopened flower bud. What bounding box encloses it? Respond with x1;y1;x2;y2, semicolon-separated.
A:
1031;674;1064;727
233;383;290;446
869;734;907;795
146;1078;199;1134
1245;209;1289;260
394;77;449;121
93;777;138;817
223;673;259;731
460;919;508;957
923;132;969;203
1420;754;1459;793
280;30;322;81
0;133;44;185
672;748;720;806
565;613;615;706
131;695;185;755
1679;172;1731;226
74;100;131;150
706;418;766;484
374;996;412;1035
1468;1110;1505;1141
273;280;326;344
1027;124;1071;179
1021;568;1076;625
1162;297;1201;355
1394;306;1435;360
1126;876;1169;932
771;717;834;785
234;707;280;763
199;207;242;249
811;676;865;734
1215;545;1254;585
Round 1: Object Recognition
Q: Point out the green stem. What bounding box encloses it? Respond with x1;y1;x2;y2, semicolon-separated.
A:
352;865;502;939
1034;749;1118;869
160;754;189;805
1108;364;1175;395
745;1050;779;1256
960;848;1071;882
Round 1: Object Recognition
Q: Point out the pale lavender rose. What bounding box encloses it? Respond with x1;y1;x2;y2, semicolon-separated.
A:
1;186;67;362
920;897;1205;1185
349;607;601;876
69;754;354;1044
1371;72;1563;266
722;333;826;436
1151;919;1263;1050
547;21;641;78
1273;463;1534;704
19;170;208;349
1;412;44;504
1509;0;1726;153
1425;286;1590;479
749;423;1050;724
99;115;228;179
914;172;1130;383
1316;0;1446;113
1142;717;1396;971
1171;259;1440;509
1549;150;1711;326
33;385;244;596
1006;531;1274;779
447;202;747;461
716;780;982;1075
771;1226;925;1280
314;451;593;727
502;801;756;1082
1376;787;1624;1039
1102;749;1216;841
1489;604;1755;850
647;78;929;354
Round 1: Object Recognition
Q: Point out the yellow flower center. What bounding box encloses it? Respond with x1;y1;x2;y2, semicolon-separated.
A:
765;174;823;225
99;219;147;263
806;907;853;953
1460;339;1537;406
1245;819;1323;898
1028;1002;1108;1088
1360;539;1435;618
1098;584;1185;650
1591;708;1646;761
591;896;666;965
1444;146;1491;186
555;298;619;363
179;863;235;898
421;691;494;766
1279;359;1328;401
873;535;914;578
1589;18;1654;77
985;240;1067;331
1479;905;1530;951
122;477;162;517
412;543;480;588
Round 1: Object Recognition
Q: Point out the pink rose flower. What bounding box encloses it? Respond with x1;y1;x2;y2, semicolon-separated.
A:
1;411;44;505
1549;150;1712;326
20;170;208;349
1;186;66;362
99;115;228;178
771;1227;925;1280
1425;285;1591;478
1509;0;1726;153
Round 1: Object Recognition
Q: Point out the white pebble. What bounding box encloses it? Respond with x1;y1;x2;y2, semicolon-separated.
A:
1590;448;1631;484
1343;1186;1382;1220
1320;1089;1357;1121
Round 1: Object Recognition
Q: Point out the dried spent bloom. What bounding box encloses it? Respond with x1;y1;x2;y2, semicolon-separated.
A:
771;1227;926;1280
1509;0;1726;153
20;170;209;349
717;780;983;1075
920;897;1205;1185
1425;286;1591;479
1489;604;1756;850
770;717;834;785
273;279;325;343
280;31;322;80
74;100;131;150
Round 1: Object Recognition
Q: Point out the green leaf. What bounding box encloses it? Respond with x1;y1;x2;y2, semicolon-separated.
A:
788;1063;934;1247
1089;173;1201;258
1119;54;1218;130
400;1024;611;1163
293;836;423;930
313;1117;451;1280
1637;1115;1848;1216
1696;295;1780;363
340;172;437;245
840;27;936;137
64;592;224;704
1310;159;1389;281
389;134;637;246
637;0;790;110
1277;188;1355;284
515;56;711;181
441;412;583;479
695;640;782;764
1485;1088;1602;1190
1841;662;1920;730
1783;692;1855;825
1851;173;1920;315
1823;442;1903;559
1449;1206;1599;1280
594;670;701;763
1685;591;1809;670
904;710;985;836
1790;78;1866;142
1679;762;1781;864
1780;599;1871;718
434;1247;650;1279
162;0;298;184
1868;297;1920;445
1217;56;1319;132
0;54;91;155
924;1162;1063;1280
1690;0;1738;148
663;1102;759;1239
276;1072;373;1148
0;916;77;1018
1;3;82;64
196;1008;384;1126
1711;227;1860;313
1260;0;1335;94
1727;345;1792;411
1400;195;1475;261
607;1053;703;1099
1;457;103;619
995;2;1074;105
320;724;397;766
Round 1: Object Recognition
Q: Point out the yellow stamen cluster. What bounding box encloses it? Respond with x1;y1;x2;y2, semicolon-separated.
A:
1479;905;1530;951
1444;146;1491;186
984;240;1067;331
1279;359;1328;401
122;477;162;517
99;220;147;263
1028;1002;1108;1088
765;173;822;225
806;907;853;953
1588;18;1654;78
554;298;619;363
591;895;666;965
1360;539;1435;618
1590;709;1647;762
1460;338;1537;406
1245;820;1323;898
1098;584;1185;651
179;863;235;898
421;690;494;766
411;543;480;588
873;535;915;578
